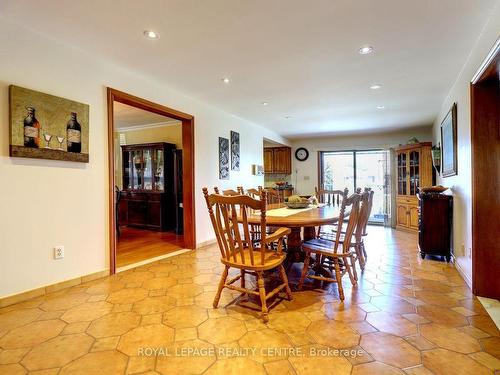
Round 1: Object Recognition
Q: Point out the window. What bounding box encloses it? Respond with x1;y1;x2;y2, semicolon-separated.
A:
319;150;391;225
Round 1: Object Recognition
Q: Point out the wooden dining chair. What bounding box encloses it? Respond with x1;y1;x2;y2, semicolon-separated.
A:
202;188;293;322
264;188;282;204
298;191;361;300
217;187;243;196
315;187;345;205
247;186;263;199
361;188;374;261
316;188;348;238
327;188;372;273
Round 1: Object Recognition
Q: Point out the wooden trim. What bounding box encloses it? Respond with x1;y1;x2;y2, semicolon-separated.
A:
317;151;322;190
470;46;500;298
10;145;89;163
394;142;432;152
0;270;109;308
107;88;196;275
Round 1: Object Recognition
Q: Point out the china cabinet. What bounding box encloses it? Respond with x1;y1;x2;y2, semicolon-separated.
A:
395;142;433;231
119;142;177;231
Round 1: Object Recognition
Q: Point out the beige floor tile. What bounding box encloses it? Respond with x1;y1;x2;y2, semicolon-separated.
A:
422;348;491;375
91;336;120;352
21;333;93;371
59;350;128;375
419;323;481;354
0;320;66;349
117;324;174;356
352;361;405;374
198;317;247;345
87;312;141;338
360;332;421;368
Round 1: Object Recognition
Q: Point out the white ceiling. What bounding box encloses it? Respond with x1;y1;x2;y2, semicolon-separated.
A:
113;102;178;130
1;0;497;138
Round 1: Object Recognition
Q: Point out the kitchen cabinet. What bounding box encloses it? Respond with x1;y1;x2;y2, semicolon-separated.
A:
263;147;291;174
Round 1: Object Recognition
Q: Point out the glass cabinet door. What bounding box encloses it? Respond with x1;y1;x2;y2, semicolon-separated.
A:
143;149;153;190
132;150;143;189
123;150;133;189
153;149;164;191
409;150;420;195
397;152;407;195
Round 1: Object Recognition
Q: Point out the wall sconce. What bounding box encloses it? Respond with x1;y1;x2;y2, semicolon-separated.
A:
432;144;441;174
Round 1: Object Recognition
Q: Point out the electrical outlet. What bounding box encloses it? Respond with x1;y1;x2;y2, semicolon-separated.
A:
304;176;310;181
54;246;64;260
468;247;472;258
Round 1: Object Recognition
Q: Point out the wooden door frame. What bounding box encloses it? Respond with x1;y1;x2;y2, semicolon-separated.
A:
107;88;196;274
470;40;499;297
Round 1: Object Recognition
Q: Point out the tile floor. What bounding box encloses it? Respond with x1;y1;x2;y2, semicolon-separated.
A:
0;227;499;374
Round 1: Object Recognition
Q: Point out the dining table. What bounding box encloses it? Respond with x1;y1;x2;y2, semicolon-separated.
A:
244;203;345;266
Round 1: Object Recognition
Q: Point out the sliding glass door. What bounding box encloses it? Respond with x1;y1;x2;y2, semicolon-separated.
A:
320;150;391;225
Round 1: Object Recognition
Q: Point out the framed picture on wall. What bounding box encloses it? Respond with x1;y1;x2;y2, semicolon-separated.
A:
219;137;229;179
230;131;240;171
9;85;89;163
440;103;457;177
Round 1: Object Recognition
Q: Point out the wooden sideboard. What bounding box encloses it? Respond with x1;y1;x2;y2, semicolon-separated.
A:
395;142;433;231
418;193;453;261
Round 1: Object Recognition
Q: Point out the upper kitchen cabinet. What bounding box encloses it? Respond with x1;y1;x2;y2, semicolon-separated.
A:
263;147;291;174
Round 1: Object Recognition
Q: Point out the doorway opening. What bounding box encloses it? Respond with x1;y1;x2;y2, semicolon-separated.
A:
471;42;499;299
318;149;391;225
107;88;195;273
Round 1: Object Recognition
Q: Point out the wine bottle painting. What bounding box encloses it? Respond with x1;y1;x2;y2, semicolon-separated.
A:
9;85;89;163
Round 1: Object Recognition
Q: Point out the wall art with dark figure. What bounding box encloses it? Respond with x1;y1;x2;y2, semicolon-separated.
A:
440;103;457;177
219;137;230;179
9;85;89;163
230;131;240;171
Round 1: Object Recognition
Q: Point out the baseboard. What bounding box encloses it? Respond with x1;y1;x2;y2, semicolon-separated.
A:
454;256;473;290
0;269;109;308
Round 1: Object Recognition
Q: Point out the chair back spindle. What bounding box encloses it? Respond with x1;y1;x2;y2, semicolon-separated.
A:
315;187;345;206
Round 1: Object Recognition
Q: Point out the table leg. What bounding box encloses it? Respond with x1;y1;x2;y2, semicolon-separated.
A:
284;227;303;270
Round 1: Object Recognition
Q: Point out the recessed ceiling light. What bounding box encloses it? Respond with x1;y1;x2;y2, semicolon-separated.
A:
221;77;230;84
377;105;385;110
143;30;160;39
370;84;382;90
261;102;269;106
358;45;374;55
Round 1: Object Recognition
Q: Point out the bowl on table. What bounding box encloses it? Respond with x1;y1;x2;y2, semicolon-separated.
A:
285;202;310;209
418;185;448;193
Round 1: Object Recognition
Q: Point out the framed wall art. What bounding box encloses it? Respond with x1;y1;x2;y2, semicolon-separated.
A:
230;130;240;171
440;103;457;177
219;137;229;179
9;85;89;163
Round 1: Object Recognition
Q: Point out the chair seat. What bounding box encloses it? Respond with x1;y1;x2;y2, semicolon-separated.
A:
221;248;286;271
302;238;351;257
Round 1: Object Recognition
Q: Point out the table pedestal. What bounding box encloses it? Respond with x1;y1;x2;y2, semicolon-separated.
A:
285;226;316;267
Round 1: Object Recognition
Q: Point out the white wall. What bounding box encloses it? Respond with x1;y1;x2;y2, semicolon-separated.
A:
431;4;500;286
291;126;433;194
0;19;287;297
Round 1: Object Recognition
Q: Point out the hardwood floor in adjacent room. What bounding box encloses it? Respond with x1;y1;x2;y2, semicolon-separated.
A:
116;227;184;267
0;227;498;374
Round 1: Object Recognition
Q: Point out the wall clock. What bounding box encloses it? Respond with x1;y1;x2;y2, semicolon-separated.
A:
295;147;309;161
